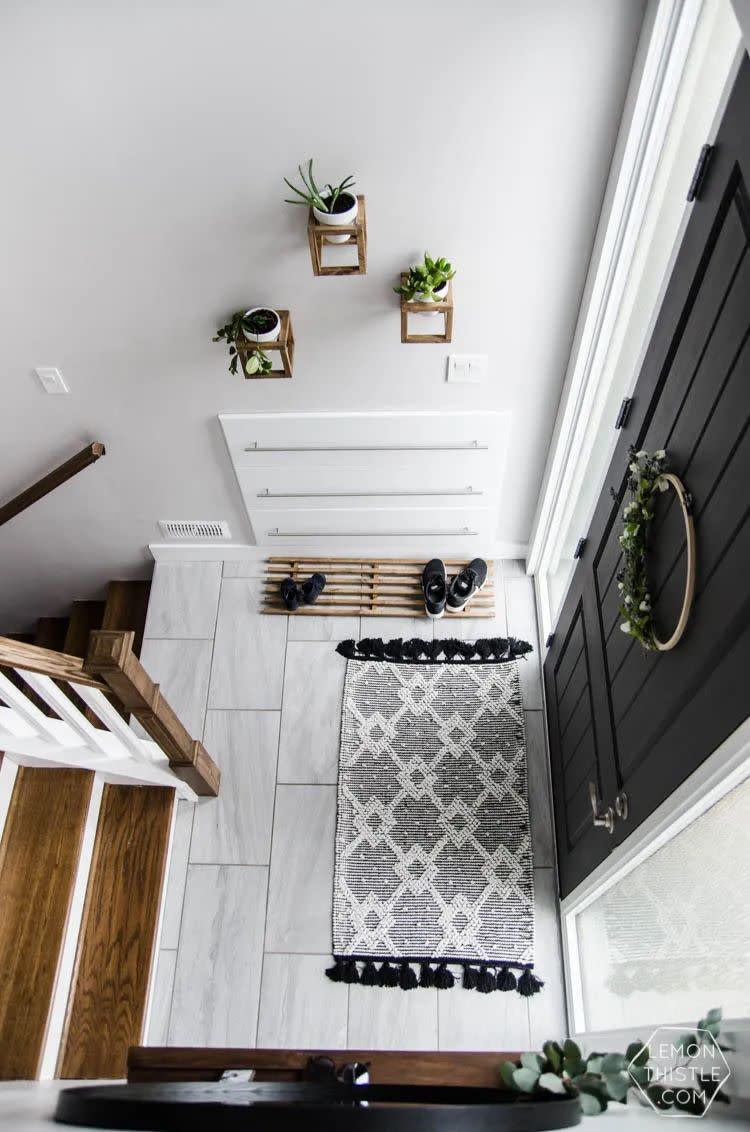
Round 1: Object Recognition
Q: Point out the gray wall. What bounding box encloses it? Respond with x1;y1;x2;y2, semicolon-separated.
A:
0;0;645;630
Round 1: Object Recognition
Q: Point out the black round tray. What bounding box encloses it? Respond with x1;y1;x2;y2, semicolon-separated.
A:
55;1081;581;1131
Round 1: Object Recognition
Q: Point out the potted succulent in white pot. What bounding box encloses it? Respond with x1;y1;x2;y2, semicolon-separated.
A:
284;159;357;243
395;253;455;311
213;309;280;375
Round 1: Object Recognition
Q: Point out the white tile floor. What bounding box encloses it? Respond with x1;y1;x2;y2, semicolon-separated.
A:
144;560;565;1051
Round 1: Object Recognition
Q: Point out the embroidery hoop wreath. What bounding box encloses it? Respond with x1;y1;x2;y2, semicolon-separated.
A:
615;447;696;652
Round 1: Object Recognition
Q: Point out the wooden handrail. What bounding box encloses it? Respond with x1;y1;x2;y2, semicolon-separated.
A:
0;441;105;527
83;630;220;797
0;635;107;689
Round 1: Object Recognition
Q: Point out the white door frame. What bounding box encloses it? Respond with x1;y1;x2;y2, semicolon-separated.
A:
527;0;745;645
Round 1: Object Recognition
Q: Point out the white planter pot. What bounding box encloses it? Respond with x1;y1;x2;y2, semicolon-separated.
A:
312;192;358;243
242;308;281;343
412;280;448;314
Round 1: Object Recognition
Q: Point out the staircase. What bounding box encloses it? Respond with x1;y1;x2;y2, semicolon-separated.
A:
0;580;219;1080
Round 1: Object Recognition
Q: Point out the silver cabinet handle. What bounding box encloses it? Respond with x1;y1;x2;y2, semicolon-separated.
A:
614;791;628;821
257;487;482;498
245;441;488;453
267;527;478;538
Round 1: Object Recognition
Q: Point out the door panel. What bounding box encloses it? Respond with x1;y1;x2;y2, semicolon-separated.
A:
546;59;750;897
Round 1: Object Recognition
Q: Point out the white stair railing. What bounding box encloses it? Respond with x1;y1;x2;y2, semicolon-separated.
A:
0;631;220;798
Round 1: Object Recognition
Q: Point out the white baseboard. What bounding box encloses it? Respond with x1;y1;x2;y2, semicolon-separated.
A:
148;541;529;563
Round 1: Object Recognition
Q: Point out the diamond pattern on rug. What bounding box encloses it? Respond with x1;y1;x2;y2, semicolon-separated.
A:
332;659;535;968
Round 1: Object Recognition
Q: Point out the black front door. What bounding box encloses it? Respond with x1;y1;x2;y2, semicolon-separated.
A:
546;58;750;898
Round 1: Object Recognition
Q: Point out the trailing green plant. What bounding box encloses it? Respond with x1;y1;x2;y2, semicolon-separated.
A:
394;252;456;301
499;1008;731;1117
243;348;272;376
283;159;356;213
614;446;671;650
213;310;278;375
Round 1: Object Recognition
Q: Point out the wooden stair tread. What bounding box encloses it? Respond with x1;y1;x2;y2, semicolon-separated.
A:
34;617;70;651
57;784;174;1079
102;580;151;659
0;768;94;1078
63;600;106;659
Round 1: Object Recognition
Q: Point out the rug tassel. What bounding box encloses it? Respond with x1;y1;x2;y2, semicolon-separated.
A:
496;966;517;992
360;960;379;986
419;962;435;988
517;969;544;997
325;958;344;983
434;961;455;989
398;961;418;990
462;964;478;990
379;961;399;988
341;959;360;984
476;966;496;994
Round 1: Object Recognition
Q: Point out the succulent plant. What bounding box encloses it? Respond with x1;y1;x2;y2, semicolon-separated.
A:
394;252;455;301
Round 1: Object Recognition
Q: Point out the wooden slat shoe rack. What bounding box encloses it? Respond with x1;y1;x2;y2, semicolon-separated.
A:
262;557;495;618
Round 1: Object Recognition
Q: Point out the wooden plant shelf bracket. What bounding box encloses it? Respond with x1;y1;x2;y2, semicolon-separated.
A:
261;557;495;618
234;311;294;379
400;276;454;344
307;196;367;276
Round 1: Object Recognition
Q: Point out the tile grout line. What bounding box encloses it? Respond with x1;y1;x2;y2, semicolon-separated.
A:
255;604;290;1046
165;563;222;1040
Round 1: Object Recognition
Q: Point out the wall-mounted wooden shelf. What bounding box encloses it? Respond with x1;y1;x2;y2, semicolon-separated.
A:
307;196;367;276
234;311;294;379
261;556;495;618
400;276;454;344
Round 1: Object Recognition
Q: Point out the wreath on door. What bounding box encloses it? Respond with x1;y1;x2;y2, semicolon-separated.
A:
616;447;696;652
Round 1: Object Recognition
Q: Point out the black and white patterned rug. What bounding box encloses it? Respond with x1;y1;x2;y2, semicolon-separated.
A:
326;638;543;997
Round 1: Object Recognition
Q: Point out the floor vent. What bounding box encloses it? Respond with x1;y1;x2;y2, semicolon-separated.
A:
158;520;232;540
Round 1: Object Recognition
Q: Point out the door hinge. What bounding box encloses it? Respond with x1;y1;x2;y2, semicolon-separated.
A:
687;143;714;202
573;538;587;560
545;633;555;648
615;396;633;429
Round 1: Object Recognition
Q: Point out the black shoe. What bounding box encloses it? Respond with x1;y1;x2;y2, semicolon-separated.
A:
301;572;326;605
281;577;301;611
422;559;447;619
447;558;488;612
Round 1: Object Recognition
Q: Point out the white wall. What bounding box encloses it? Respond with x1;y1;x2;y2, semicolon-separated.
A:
0;0;645;631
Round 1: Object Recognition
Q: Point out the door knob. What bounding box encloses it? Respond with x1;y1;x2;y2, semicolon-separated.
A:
588;782;615;835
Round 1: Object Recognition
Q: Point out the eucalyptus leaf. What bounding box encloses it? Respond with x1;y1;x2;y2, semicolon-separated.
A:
601;1053;626;1074
512;1068;540;1093
628;1065;650;1087
563;1039;582;1062
500;1061;517;1089
674;1033;699;1056
646;1084;671;1110
604;1073;629;1102
543;1042;563;1073
673;1089;705;1116
520;1052;543;1073
579;1090;607;1115
538;1073;567;1095
586;1056;603;1075
625;1041;648;1067
704;1007;722;1023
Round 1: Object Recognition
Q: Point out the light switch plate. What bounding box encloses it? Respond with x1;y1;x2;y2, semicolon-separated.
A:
35;366;69;394
446;354;487;383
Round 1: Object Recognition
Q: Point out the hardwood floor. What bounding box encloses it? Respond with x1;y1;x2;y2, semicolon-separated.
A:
57;785;174;1079
0;769;93;1078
